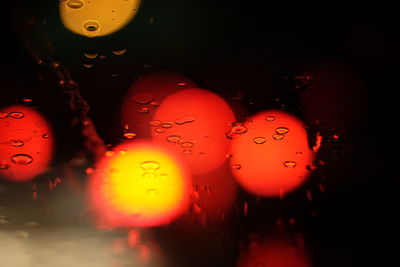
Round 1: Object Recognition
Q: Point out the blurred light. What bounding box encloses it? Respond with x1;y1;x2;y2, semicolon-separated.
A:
121;71;197;138
230;110;314;197
151;88;236;175
0;105;53;182
59;0;141;37
87;140;191;228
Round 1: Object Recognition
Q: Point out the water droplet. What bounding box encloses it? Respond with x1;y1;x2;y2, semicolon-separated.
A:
67;0;84;9
99;55;106;59
161;122;173;128
149;120;162;127
143;173;157;179
0;112;8;119
232;164;242;170
154;127;165;133
231;123;248;134
273;134;285;140
138;107;149;114
105;151;116;157
181;142;194;149
166;135;181;143
0;163;9;170
225;131;234;139
182;149;192;155
177;82;187;87
159;173;167;179
275;127;289;135
11;154;33;165
83;21;99;32
253;137;266;144
265;115;275;122
83;53;98;59
123;132;136;139
141;161;160;172
112;49;127;56
175;115;195;125
8;112;25;119
21;98;32;102
83;63;93;68
283;161;297;168
10;139;24;147
132;93;153;105
42;134;49;139
150;101;160;107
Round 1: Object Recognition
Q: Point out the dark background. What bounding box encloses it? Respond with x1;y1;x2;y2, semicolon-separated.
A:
1;1;398;266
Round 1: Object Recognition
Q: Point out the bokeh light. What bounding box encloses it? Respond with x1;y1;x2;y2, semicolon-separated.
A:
151;88;236;175
121;71;197;139
59;0;141;37
230;110;314;197
87;140;191;229
0;105;53;182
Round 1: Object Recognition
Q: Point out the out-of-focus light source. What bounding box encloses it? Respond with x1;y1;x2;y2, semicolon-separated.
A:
0;105;53;182
121;71;197;138
230;110;314;197
151;88;236;175
87;141;191;229
59;0;141;37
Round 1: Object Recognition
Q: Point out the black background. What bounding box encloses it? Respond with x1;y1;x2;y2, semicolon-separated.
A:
1;1;398;266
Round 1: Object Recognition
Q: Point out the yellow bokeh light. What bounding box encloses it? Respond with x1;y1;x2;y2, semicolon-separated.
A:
59;0;141;37
89;142;191;228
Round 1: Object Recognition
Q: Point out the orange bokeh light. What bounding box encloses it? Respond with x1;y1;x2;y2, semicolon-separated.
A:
151;88;236;175
121;71;197;138
87;141;191;229
0;105;53;182
230;110;314;197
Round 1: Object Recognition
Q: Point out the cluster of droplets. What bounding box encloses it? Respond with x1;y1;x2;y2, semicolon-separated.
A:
140;161;167;196
82;49;127;69
0;111;25;119
294;74;315;91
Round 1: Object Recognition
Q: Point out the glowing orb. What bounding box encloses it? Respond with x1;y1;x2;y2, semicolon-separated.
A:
121;71;197;138
230;110;314;197
151;88;235;175
0;105;53;182
87;141;191;228
59;0;141;37
238;239;311;267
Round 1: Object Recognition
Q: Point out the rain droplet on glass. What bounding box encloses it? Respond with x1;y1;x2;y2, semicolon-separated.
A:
11;154;33;165
132;93;153;105
141;161;160;172
253;137;266;144
283;161;297;168
275;127;289;135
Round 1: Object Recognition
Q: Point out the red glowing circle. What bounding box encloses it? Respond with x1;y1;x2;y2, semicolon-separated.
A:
121;71;197;138
230;110;314;197
87;141;191;229
151;88;236;175
0;105;53;182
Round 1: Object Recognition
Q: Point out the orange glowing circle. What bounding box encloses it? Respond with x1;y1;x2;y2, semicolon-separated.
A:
151;88;235;175
121;71;197;138
59;0;141;37
230;110;314;197
87;141;191;228
0;105;53;182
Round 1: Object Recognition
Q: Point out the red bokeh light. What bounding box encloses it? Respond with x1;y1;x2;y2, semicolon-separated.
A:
151;88;235;175
230;110;314;197
0;105;53;182
121;71;197;138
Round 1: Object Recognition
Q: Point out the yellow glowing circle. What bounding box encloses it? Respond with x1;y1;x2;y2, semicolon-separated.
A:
91;142;191;227
60;0;141;37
